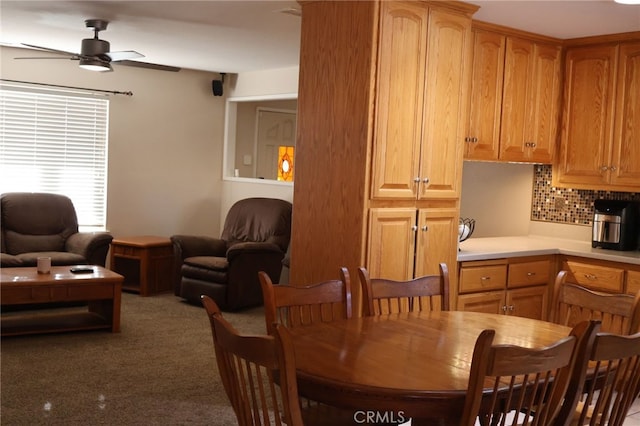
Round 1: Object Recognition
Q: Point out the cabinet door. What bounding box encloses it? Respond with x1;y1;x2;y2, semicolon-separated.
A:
371;1;428;200
611;42;640;189
526;43;562;163
367;208;417;281
465;29;504;161
458;291;505;314
500;39;561;163
507;286;548;320
420;8;471;200
415;207;458;278
500;38;534;161
555;45;618;187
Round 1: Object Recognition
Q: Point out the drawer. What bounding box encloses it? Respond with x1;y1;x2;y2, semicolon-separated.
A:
459;264;507;293
562;261;624;293
627;270;640;296
508;260;551;288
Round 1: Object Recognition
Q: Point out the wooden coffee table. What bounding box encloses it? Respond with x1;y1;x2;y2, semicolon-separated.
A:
1;266;123;336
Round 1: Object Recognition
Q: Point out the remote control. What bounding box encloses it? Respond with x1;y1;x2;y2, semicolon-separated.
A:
70;267;94;274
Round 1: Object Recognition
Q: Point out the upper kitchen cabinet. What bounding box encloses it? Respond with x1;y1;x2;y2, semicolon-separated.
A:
500;39;562;163
371;2;472;200
554;36;640;191
465;24;562;164
464;29;504;161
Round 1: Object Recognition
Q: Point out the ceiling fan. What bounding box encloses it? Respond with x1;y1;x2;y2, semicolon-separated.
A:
16;19;180;72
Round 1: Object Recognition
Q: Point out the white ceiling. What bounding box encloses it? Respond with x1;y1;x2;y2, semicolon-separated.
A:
1;1;639;75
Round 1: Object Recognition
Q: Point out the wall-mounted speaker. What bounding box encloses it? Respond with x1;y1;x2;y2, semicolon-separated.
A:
212;79;223;96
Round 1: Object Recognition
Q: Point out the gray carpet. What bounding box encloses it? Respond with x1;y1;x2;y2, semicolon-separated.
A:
1;292;266;425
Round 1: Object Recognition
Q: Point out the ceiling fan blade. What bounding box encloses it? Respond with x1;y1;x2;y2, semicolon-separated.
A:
116;60;181;72
106;50;144;61
15;56;80;60
21;43;80;58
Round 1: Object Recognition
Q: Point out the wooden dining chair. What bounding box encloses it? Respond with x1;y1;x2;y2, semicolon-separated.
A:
258;267;353;334
257;269;357;424
460;321;597;426
358;263;449;316
551;270;640;335
562;329;640;426
201;295;304;426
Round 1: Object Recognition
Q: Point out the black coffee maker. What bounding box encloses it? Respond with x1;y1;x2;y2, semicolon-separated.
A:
592;199;640;251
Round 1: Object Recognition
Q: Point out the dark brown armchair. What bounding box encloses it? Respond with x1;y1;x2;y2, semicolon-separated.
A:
171;197;292;311
0;192;113;267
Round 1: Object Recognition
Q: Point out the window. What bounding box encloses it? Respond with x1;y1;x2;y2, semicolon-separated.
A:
0;85;109;229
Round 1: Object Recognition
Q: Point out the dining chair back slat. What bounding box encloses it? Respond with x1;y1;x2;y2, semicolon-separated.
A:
551;271;640;335
461;321;597;426
201;295;303;426
359;263;449;316
259;267;352;334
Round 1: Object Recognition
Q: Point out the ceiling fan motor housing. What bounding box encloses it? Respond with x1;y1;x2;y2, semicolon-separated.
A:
81;38;110;58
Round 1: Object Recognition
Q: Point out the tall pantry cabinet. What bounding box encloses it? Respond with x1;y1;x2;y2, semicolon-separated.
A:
290;1;478;311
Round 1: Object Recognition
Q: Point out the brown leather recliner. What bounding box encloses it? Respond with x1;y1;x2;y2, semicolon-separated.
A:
171;197;292;311
0;192;113;267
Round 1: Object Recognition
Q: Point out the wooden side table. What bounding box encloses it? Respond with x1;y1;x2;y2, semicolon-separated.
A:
110;236;174;296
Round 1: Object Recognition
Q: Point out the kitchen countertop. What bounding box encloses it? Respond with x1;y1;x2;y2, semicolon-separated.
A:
458;236;640;265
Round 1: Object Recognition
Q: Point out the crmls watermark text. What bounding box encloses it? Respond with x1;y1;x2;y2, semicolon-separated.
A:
353;410;408;424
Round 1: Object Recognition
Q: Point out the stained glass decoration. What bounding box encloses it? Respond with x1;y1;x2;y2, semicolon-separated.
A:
278;146;294;182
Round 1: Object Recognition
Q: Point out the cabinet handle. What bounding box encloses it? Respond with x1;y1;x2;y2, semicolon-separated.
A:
421;225;428;232
411;225;418;232
481;276;491;281
610;166;616;171
422;177;430;184
473;137;478;143
601;166;609;171
509;305;514;312
413;177;421;183
526;272;536;277
502;305;508;312
584;273;598;280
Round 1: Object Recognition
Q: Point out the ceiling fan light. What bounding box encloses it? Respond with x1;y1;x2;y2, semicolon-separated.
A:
614;0;640;4
79;58;112;72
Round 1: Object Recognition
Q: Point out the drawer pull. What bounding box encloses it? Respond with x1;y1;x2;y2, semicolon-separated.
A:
584;273;598;280
481;276;491;281
526;272;536;277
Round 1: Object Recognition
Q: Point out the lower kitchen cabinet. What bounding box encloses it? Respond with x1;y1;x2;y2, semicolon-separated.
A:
560;255;640;295
368;206;459;282
457;256;552;320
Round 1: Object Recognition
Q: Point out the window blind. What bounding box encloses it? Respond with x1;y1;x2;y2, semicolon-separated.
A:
0;87;109;229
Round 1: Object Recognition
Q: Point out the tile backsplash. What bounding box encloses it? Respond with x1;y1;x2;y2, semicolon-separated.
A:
531;165;640;226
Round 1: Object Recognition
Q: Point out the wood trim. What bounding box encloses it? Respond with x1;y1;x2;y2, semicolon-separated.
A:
472;20;563;44
424;0;480;17
563;31;640;47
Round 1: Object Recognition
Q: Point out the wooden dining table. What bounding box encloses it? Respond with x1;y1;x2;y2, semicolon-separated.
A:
288;310;572;425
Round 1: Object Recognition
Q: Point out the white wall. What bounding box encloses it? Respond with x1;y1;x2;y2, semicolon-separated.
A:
1;46;224;238
460;161;593;242
460;161;533;237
